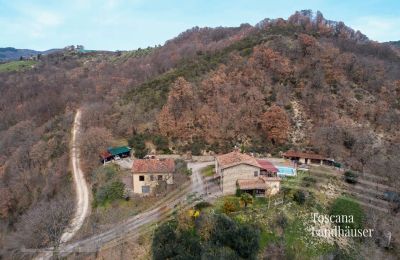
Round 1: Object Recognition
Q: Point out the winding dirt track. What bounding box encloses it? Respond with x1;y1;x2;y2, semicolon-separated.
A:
35;110;89;260
61;109;90;243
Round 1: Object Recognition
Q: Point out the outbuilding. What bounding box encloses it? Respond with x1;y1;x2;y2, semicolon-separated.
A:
282;150;325;165
99;146;131;164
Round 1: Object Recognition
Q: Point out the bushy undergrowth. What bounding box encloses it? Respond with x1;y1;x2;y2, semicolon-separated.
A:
152;213;260;260
92;165;126;207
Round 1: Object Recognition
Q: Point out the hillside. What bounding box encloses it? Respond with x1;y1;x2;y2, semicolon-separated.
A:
113;11;400;187
0;10;399;258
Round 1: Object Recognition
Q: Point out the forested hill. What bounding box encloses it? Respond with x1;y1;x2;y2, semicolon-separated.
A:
0;10;399;253
386;40;400;47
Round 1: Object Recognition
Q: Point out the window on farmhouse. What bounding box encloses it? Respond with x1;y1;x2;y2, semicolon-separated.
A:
158;175;163;180
139;175;145;181
254;171;258;177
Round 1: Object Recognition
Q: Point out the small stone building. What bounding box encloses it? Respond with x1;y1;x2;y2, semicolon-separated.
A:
132;159;175;195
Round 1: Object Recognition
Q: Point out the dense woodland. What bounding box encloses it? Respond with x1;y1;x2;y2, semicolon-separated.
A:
0;10;399;257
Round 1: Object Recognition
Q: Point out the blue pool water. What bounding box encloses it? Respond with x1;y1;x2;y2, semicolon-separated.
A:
277;166;296;177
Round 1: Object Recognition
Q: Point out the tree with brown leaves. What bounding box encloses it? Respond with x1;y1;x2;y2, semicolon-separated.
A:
261;105;290;145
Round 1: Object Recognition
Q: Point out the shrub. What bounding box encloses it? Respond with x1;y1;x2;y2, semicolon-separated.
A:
152;213;260;260
94;181;125;206
293;190;306;205
175;159;191;175
343;132;355;149
281;186;292;201
222;198;240;214
128;134;148;158
152;221;179;260
234;224;261;259
330;196;364;230
276;213;288;229
210;214;260;259
194;201;212;211
240;193;253;208
190;137;207;156
302;176;316;187
153;135;171;154
344;170;358;184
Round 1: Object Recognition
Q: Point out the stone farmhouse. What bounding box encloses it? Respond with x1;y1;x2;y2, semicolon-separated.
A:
215;151;281;196
131;158;175;195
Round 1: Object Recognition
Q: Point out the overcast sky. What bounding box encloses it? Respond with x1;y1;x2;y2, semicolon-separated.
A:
0;0;399;51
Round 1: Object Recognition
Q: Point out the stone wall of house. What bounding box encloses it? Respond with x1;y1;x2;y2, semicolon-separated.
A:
132;172;173;194
222;164;260;195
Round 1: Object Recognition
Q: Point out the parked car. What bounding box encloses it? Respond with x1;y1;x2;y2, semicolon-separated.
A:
114;155;121;161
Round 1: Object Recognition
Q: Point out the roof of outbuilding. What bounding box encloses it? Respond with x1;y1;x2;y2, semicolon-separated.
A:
237;178;266;190
132;159;175;174
99;151;112;159
282;150;325;160
107;146;131;156
216;151;260;169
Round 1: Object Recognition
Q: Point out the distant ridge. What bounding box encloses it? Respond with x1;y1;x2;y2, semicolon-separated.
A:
385;40;400;48
0;47;61;61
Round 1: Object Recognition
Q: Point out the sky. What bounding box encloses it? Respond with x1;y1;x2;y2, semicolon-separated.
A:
0;0;399;51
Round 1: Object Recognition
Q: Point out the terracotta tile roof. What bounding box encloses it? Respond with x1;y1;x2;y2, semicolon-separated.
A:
99;151;112;159
216;151;260;169
282;150;325;160
257;160;278;172
237;178;266;190
132;159;175;174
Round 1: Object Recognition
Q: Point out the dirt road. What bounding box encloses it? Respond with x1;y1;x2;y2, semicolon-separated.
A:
61;110;90;242
188;161;214;195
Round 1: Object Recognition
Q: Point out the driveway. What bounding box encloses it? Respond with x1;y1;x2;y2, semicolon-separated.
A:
114;158;133;169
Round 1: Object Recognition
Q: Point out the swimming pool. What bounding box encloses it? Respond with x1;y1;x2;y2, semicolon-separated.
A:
276;166;296;177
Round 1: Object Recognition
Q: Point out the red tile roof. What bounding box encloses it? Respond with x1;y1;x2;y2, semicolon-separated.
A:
132;159;175;174
282;150;325;160
100;151;112;159
216;151;260;169
257;160;278;172
237;178;266;190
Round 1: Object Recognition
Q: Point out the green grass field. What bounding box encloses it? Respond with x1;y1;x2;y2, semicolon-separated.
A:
201;165;215;177
0;60;38;73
